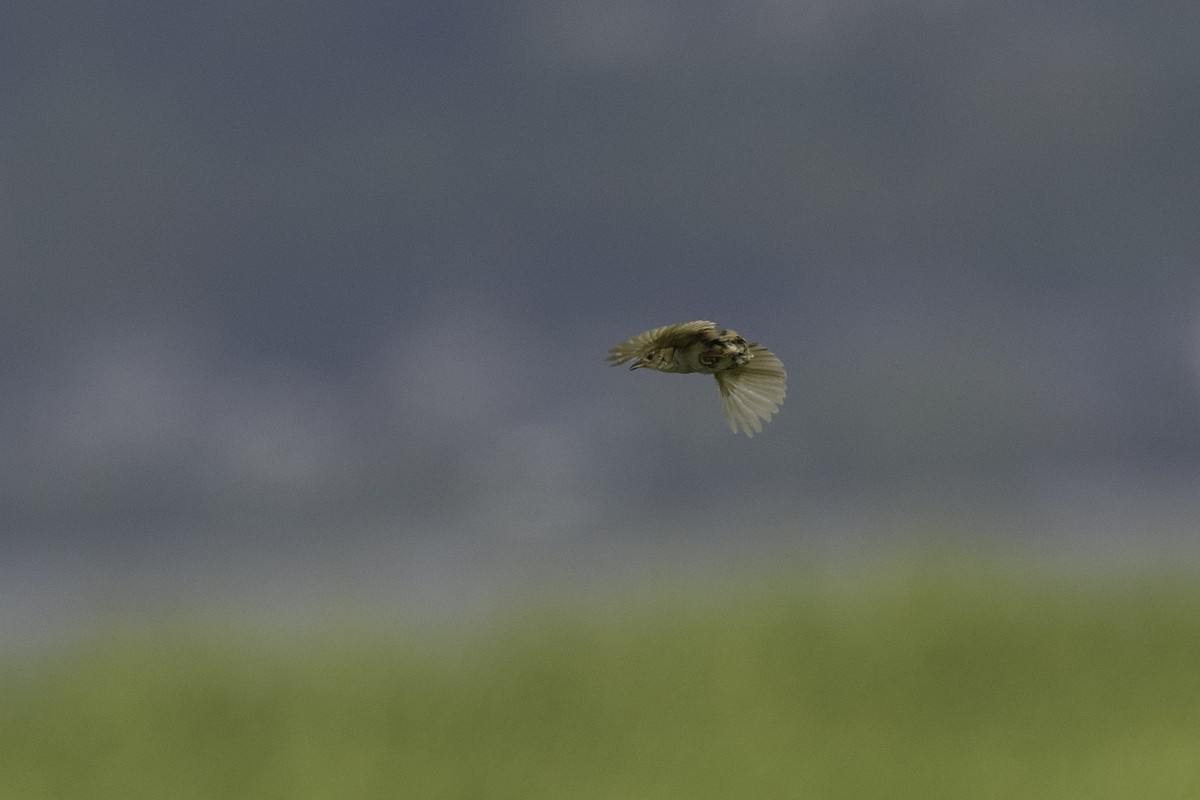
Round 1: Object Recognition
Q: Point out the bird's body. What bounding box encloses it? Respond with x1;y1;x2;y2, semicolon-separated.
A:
607;320;786;437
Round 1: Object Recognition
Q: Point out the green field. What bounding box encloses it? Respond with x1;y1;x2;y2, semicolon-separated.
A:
3;559;1199;799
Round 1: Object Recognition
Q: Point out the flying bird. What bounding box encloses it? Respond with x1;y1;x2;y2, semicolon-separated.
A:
607;320;786;437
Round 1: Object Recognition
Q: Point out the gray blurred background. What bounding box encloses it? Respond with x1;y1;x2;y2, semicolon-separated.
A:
4;1;1200;645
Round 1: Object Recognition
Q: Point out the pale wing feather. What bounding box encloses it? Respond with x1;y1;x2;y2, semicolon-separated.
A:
606;320;716;366
714;345;787;437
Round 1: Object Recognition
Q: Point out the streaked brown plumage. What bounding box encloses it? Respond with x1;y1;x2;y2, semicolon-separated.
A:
607;320;786;437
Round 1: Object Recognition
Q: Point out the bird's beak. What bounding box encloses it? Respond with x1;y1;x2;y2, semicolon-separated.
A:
629;359;647;370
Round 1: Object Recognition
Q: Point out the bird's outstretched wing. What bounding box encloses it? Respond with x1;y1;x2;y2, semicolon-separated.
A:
714;344;787;437
606;320;716;366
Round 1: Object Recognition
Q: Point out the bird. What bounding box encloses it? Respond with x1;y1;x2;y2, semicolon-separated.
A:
607;320;786;437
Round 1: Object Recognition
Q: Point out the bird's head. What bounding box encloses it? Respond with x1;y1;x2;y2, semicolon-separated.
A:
630;348;670;371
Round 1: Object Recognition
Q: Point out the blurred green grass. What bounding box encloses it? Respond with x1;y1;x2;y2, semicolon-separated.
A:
3;560;1200;799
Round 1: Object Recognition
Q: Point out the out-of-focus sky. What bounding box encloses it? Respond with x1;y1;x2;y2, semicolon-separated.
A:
4;1;1200;641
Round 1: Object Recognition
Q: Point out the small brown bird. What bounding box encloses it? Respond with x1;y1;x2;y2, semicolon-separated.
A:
607;320;786;437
